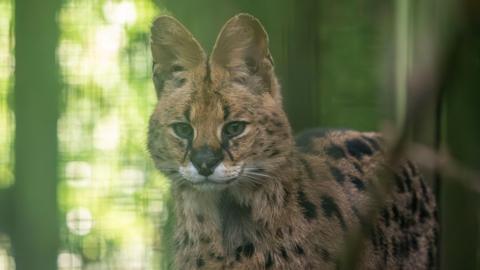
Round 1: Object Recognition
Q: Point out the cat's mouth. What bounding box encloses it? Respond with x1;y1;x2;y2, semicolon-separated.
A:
191;177;238;190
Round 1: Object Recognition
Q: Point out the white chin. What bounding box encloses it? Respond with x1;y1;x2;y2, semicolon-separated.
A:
192;181;229;191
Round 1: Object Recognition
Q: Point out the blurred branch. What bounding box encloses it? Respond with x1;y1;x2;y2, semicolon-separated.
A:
408;144;480;193
340;0;478;269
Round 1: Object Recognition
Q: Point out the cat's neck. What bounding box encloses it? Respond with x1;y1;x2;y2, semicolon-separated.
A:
172;156;301;254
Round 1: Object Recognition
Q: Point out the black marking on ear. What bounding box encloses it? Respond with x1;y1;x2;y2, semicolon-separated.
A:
320;195;347;231
329;165;345;184
297;190;317;221
346;138;374;159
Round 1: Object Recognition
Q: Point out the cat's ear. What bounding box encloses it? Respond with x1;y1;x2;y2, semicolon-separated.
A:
210;14;276;95
151;16;206;97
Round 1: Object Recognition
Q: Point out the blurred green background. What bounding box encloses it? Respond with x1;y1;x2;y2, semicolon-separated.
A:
0;0;479;269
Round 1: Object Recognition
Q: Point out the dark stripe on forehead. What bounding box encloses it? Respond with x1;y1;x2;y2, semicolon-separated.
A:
204;62;211;83
223;104;230;120
184;106;191;122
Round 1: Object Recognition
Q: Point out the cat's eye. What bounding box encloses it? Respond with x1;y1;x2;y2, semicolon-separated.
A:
223;121;248;138
171;123;194;139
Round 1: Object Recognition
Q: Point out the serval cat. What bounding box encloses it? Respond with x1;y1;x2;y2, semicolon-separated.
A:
147;14;437;269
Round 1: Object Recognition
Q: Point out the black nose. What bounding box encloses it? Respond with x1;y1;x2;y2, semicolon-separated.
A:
190;145;224;176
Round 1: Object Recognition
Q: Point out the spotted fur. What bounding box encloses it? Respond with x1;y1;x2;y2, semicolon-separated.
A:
147;14;437;269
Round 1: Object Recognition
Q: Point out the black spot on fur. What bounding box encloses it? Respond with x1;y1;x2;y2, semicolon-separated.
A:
243;242;255;257
320;248;331;262
294;244;305;255
329;165;345;184
269;149;280;157
321;195;347;231
279;246;288;260
346;138;373;159
419;202;431;223
420;177;431;203
409;193;419;214
410;234;419;251
427;240;435;269
283;188;290;206
235;246;243;261
381;209;391;227
265;253;274;268
295;128;330;153
272;119;283;127
394;174;406;193
219;193;254;253
326;144;346;159
392;205;400;222
406;160;417;175
276;228;284;239
299;158;316;180
196;257;205;268
353;162;364;174
351;176;366;191
362;136;381;151
402;167;413;192
196;214;204;223
297;190;317;221
199;235;211;244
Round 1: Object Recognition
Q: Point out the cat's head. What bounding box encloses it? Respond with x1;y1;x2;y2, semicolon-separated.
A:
148;14;293;191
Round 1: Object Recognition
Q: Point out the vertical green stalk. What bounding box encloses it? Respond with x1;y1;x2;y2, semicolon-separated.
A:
13;0;61;269
394;0;410;129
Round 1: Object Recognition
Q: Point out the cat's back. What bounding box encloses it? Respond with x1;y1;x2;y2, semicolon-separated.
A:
295;128;438;269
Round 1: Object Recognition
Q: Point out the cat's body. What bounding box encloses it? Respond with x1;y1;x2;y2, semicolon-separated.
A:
147;14;437;269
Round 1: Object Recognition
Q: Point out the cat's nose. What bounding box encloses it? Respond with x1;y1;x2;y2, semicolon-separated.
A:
190;145;224;176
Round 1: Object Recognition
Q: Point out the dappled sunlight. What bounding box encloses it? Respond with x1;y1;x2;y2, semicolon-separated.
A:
56;0;167;268
0;0;13;189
